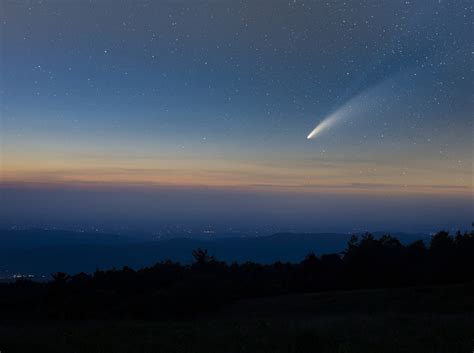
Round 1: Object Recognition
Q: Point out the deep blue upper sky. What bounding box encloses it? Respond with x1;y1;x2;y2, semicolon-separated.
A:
1;1;472;233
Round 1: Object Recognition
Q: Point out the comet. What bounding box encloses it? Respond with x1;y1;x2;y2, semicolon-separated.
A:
307;110;344;139
306;77;392;140
307;100;360;140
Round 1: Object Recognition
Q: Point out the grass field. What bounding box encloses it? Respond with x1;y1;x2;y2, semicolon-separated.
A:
1;284;473;353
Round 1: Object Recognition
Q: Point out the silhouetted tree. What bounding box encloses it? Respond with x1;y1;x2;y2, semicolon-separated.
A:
430;231;454;252
301;252;319;270
51;272;70;284
192;248;215;266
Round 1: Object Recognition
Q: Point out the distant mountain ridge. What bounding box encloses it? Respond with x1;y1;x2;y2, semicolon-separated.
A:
0;229;430;278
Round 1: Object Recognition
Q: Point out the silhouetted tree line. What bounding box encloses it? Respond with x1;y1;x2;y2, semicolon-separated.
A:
1;231;473;320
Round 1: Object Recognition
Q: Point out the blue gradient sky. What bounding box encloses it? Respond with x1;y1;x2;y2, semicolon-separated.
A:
1;0;472;232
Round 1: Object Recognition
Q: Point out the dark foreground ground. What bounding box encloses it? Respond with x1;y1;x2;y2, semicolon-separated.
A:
1;284;473;353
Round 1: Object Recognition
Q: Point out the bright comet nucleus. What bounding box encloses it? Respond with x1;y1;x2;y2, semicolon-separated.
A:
306;113;340;139
307;107;347;140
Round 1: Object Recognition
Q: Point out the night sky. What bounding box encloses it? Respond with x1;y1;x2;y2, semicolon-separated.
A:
1;1;472;233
